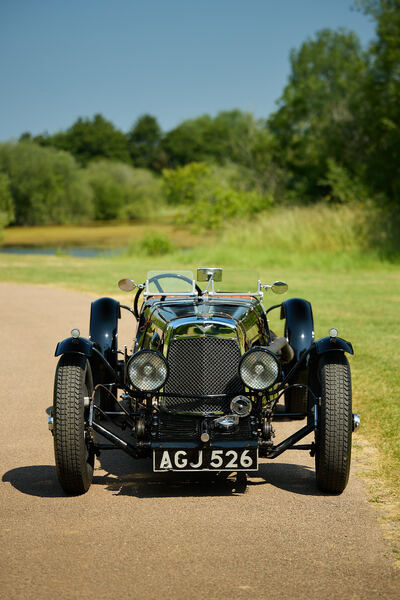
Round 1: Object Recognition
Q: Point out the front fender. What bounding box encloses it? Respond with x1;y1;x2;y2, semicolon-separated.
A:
281;298;314;361
314;336;354;355
89;297;120;367
55;336;94;357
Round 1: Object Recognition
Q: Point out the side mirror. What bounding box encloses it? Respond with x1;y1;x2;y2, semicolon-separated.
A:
118;278;137;292
197;267;223;282
271;281;288;295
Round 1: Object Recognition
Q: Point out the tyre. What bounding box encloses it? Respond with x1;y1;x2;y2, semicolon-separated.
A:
315;351;352;494
53;353;94;495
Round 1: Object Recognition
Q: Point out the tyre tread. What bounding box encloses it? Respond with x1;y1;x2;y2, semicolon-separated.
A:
316;352;352;494
53;354;93;494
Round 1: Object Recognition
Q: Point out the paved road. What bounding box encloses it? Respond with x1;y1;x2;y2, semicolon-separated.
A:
0;283;398;600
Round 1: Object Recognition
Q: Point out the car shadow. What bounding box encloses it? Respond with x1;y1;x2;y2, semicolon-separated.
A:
257;461;325;495
94;449;326;497
5;416;324;498
94;450;250;497
2;457;326;498
2;465;66;498
1;461;250;498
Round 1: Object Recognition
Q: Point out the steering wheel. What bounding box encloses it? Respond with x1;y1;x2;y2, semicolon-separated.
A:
133;273;203;319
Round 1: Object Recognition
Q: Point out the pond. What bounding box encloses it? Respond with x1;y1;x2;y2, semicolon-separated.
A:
0;246;123;258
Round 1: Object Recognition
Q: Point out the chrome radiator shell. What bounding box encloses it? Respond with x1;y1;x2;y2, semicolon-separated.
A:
163;336;244;415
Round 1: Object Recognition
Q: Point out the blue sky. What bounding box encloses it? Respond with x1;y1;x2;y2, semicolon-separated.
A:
0;0;375;140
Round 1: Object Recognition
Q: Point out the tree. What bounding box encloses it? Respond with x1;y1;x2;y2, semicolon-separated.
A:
162;162;272;229
0;141;94;225
127;114;164;170
34;114;130;165
161;114;213;167
355;0;400;204
268;28;367;200
0;173;14;230
85;160;162;221
161;110;277;193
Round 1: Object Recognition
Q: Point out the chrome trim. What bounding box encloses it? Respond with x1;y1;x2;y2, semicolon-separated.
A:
214;415;239;430
48;416;54;432
352;413;360;432
163;316;245;356
207;291;263;298
230;395;252;417
144;290;198;298
138;292;268;357
88;401;94;427
197;267;222;282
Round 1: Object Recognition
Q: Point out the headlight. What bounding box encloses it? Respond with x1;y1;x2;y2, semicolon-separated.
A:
127;350;168;392
239;348;280;390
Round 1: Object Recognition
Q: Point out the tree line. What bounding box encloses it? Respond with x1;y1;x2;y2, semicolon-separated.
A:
0;0;398;236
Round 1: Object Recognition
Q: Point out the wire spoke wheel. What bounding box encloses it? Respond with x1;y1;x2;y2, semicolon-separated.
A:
315;351;352;494
53;354;94;495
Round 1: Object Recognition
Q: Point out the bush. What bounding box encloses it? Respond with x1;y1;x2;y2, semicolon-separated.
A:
142;231;175;255
163;162;210;205
128;231;175;256
85;161;162;221
162;162;273;228
0;173;14;230
0;141;94;225
320;159;370;204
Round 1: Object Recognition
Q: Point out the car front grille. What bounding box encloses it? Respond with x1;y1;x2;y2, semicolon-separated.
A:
156;415;199;440
155;414;253;442
163;337;243;414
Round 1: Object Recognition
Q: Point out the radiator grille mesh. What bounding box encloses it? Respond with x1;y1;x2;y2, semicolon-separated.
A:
164;337;243;414
155;414;252;441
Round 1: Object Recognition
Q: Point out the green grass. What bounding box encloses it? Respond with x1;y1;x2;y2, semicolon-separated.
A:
1;204;399;504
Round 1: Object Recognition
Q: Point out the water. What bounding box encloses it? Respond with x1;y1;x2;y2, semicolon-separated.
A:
0;246;122;258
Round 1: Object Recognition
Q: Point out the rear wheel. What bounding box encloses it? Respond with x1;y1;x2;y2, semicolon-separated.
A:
315;351;352;494
53;354;94;495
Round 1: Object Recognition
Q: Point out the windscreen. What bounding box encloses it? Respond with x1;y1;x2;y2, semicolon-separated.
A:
211;269;260;294
146;270;194;294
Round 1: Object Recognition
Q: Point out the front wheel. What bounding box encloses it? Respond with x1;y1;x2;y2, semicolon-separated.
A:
315;351;352;494
53;354;95;494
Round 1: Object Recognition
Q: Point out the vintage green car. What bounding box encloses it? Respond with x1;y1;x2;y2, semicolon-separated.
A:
50;268;359;495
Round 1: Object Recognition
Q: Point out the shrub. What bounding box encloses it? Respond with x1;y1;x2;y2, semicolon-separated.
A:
162;162;273;228
141;231;175;255
163;162;211;205
128;231;175;256
320;159;370;204
0;141;94;225
85;161;162;221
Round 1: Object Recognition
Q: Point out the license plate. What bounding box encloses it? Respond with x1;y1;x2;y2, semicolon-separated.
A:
153;447;258;472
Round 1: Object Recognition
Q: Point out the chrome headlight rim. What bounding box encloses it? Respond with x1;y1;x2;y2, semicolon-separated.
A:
239;347;281;391
127;349;168;392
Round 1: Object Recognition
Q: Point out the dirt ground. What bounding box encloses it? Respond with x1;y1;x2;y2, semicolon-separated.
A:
0;282;398;600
